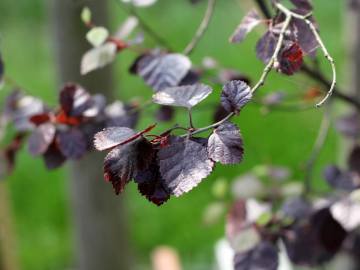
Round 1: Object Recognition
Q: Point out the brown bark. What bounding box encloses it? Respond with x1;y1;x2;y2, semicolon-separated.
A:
50;1;131;269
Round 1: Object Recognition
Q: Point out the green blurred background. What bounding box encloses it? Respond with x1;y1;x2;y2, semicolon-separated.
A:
0;0;345;269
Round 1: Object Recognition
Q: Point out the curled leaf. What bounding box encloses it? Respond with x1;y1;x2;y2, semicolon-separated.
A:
94;127;136;151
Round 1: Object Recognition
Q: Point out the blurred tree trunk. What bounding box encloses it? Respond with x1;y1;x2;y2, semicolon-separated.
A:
50;1;132;270
0;183;19;270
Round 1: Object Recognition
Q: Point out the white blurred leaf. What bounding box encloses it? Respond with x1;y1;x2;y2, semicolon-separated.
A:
81;7;92;25
86;27;109;47
115;16;139;40
121;0;157;7
81;42;117;75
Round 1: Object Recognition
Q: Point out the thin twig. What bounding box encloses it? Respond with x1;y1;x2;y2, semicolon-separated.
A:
275;3;336;107
303;104;332;195
188;109;195;129
183;0;216;55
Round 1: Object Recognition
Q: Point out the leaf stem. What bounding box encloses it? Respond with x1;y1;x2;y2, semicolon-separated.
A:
183;0;216;55
188;108;195;129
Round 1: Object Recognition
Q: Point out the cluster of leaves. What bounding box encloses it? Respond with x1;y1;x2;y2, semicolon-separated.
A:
94;79;251;205
0;84;138;174
225;148;360;269
230;0;318;76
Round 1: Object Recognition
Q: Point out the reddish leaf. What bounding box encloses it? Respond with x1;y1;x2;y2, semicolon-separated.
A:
221;80;252;113
158;136;214;197
28;123;56;156
29;113;51;126
103;137;154;194
278;42;303;75
208;122;244;164
57;128;87;159
59;83;94;117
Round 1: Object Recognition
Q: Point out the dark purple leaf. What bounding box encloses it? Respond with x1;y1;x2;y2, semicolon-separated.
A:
234;241;279;270
290;0;313;11
291;17;318;55
94;127;136;151
152;84;212;109
208;122;244;164
230;9;262;43
179;70;200;86
158;136;214;197
213;105;228;122
221;80;252;113
283;208;347;266
256;31;277;64
155;105;174;122
104;137;154;194
323;165;359;191
28;123;56;156
59;84;95;117
43;143;66;169
136;52;192;92
57;128;87;159
348;145;360;176
134;157;170;205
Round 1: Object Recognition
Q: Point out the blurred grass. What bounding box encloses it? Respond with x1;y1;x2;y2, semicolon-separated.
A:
0;0;345;269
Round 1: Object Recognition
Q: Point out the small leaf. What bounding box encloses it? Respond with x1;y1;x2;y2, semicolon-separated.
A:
158;136;214;197
104;137;154;194
331;195;360;231
28;123;56;156
114;16;139;40
136;52;192;92
155;105;174;122
81;42;117;75
94;127;136;151
152;84;212;109
59;84;92;117
81;7;92;25
221;80;252;113
336;112;360;139
57;128;87;159
104;101;139;128
278;42;303;75
230;9;262;43
208;122;244;164
234;241;279;270
86;27;109;47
